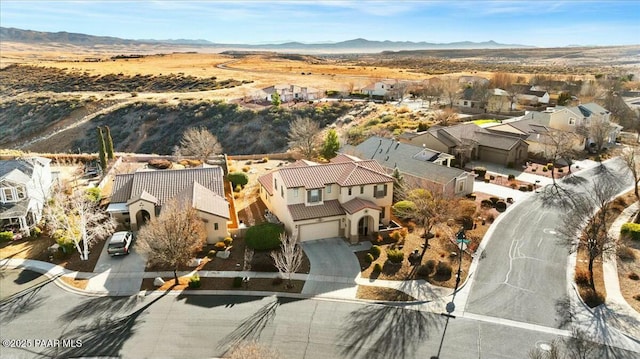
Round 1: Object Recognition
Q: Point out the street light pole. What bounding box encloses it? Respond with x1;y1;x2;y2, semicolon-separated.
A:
454;228;467;293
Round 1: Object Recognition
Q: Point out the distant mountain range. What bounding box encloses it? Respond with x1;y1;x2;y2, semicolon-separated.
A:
0;27;534;53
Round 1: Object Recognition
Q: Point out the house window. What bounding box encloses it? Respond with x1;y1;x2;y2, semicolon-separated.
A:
293;188;299;197
2;188;14;202
17;187;26;199
274;178;277;190
326;185;331;194
569;118;576;125
380;207;385;220
360;186;364;194
307;189;322;203
457;180;464;193
348;187;352;196
374;184;388;198
214;223;219;230
281;186;284;198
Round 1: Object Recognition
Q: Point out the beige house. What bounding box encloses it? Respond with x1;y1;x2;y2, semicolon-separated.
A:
258;84;321;102
520;103;622;148
487;119;585;159
107;166;230;243
345;137;474;196
400;123;528;167
258;156;393;243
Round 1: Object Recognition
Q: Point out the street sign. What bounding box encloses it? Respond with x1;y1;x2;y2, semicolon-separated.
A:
456;238;471;244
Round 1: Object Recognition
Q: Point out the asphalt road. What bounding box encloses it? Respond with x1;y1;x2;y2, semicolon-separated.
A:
2;269;638;359
465;158;635;328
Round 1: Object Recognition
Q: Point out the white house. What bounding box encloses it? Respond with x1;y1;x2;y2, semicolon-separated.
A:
0;157;53;235
107;166;230;244
258;84;321;102
258;156;393;243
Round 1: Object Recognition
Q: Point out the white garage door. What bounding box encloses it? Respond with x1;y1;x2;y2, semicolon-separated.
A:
298;221;340;242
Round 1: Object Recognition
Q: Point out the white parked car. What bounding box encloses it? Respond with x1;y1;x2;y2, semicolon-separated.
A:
107;231;133;256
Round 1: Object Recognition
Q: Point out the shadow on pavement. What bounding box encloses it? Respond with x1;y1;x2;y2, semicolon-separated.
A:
216;296;299;356
58;295;140;322
0;274;52;321
40;290;171;359
338;304;440;359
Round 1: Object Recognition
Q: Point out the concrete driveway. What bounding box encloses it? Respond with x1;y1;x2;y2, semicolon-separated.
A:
300;237;361;297
85;234;147;295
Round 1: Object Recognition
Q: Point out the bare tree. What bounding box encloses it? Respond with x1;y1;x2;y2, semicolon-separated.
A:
471;81;491;111
43;184;116;261
545;129;582;178
135;200;206;284
412;82;443;108
489;72;515;90
506;83;527;111
586;116;612;154
392;185;455;254
270;233;303;288
288;117;320;160
557;179;619;290
621;146;640;200
175;127;222;162
442;78;462;109
433;108;459;126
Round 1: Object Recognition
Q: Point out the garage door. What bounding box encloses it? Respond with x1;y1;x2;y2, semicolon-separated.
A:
298;221;340;242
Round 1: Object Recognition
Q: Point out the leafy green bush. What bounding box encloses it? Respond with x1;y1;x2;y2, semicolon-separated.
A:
30;226;43;238
621;222;640;241
85;187;102;202
373;263;383;273
392;201;417;220
233;276;243;288
188;274;201;289
370;245;381;259
542;166;548;172
386;249;404;264
227;172;249;187
365;253;374;264
0;231;14;242
245;223;284;250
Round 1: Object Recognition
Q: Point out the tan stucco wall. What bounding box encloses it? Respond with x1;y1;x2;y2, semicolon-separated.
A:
129;199;156;231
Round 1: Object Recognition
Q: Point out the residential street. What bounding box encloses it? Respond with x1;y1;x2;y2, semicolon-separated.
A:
463;158;636;327
2;270;638;359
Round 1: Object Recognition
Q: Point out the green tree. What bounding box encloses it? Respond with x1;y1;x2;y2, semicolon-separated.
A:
391;167;404;202
227;172;249;187
271;91;281;107
557;92;572;106
97;127;107;171
104;125;115;160
320;129;340;160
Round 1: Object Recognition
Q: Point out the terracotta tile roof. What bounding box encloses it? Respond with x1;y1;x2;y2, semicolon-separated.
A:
258;171;274;195
110;167;225;207
276;160;391;189
341;197;381;214
288;200;345;221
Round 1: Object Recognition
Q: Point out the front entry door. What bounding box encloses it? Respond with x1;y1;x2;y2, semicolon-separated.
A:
358;217;369;236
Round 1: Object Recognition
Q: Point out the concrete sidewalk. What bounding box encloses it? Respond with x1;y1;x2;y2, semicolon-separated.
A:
603;201;640;339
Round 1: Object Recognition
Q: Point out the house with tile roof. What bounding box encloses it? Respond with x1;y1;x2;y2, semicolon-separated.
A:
344;137;473;196
486;119;585;159
519;102;622;150
0;157;53;236
258;156;393;243
257;84;321;103
107;166;230;243
399;123;529;167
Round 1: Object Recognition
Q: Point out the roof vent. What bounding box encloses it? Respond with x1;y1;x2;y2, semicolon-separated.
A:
385;156;389;161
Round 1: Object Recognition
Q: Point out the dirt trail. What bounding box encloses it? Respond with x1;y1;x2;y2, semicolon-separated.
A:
17;99;136;149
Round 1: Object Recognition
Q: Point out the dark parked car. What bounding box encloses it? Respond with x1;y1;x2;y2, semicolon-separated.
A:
107;231;133;256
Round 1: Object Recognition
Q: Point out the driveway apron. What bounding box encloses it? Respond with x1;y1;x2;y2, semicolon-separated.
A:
86;237;146;295
300;237;361;297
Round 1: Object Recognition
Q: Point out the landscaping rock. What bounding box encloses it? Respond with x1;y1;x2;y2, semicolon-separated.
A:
187;258;201;267
153;277;165;287
216;250;230;259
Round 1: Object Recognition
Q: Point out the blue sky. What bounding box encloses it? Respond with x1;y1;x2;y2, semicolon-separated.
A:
1;1;639;47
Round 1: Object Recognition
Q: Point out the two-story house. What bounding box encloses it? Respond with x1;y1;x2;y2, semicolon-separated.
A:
0;157;53;236
520;102;622;150
107;166;230;244
258;156;393;243
259;84;321;102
